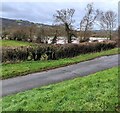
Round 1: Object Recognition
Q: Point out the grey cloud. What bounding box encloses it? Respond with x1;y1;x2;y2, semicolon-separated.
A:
1;2;118;27
2;3;19;13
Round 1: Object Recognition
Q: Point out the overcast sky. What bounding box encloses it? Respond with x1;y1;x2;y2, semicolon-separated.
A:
1;0;119;29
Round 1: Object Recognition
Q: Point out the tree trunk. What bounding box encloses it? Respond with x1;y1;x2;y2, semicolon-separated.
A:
109;26;112;40
65;23;72;43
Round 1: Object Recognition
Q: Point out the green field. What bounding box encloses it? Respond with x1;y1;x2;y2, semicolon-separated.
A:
1;48;119;79
2;67;119;111
1;40;34;47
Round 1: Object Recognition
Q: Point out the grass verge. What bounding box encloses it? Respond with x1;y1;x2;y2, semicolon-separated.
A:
2;66;119;111
1;48;119;79
1;40;34;47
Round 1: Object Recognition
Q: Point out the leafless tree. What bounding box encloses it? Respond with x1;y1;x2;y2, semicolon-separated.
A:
36;28;43;43
53;8;75;43
99;10;117;40
118;26;120;47
28;25;36;41
11;27;29;41
1;30;10;39
36;26;49;43
80;3;100;42
51;30;58;44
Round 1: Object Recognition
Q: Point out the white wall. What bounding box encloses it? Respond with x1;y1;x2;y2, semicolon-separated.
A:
47;37;109;44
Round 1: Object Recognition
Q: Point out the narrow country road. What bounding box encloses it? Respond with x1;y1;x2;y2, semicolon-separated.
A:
1;54;119;97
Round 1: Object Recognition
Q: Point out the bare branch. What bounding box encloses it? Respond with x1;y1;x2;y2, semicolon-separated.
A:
79;3;100;41
99;10;117;39
53;8;75;43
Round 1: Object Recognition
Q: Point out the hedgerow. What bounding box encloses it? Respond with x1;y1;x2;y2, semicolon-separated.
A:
2;41;116;63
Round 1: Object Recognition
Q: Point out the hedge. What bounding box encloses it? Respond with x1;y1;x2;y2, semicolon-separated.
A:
2;41;116;63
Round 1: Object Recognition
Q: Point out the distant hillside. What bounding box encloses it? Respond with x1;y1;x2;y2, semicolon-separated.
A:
1;17;117;38
1;17;54;29
0;17;67;37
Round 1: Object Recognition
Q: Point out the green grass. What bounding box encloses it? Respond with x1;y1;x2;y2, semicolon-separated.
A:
1;48;119;79
2;67;119;111
1;40;34;47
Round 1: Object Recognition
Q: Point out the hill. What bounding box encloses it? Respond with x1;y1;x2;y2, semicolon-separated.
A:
1;17;53;29
1;17;67;37
1;17;117;38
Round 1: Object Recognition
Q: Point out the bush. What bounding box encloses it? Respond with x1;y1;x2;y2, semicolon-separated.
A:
10;29;29;41
2;47;29;63
2;41;117;63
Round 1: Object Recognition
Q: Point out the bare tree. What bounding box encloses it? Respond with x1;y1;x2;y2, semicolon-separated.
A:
36;28;43;43
11;27;29;41
37;25;55;44
51;30;58;44
1;30;10;39
28;25;36;41
80;3;100;42
36;26;48;43
99;10;117;40
53;8;75;43
118;26;120;47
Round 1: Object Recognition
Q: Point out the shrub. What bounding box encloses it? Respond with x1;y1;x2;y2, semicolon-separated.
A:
2;41;116;63
10;29;29;41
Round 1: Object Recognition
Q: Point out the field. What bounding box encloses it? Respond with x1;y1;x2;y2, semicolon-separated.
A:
1;40;34;47
1;48;119;79
2;66;119;111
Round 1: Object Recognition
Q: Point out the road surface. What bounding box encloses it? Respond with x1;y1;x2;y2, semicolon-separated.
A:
1;54;119;97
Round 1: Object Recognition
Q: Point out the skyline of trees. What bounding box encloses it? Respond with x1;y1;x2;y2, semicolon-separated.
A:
1;3;118;43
